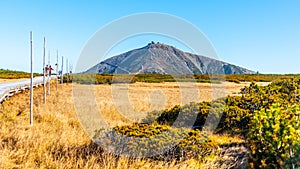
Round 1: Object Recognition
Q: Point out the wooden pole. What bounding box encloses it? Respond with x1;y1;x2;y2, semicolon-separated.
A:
48;51;51;95
61;56;63;84
30;31;33;126
43;37;46;103
56;49;58;90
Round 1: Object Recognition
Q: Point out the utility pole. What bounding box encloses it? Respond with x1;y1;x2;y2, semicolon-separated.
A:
48;51;51;95
30;31;33;126
61;56;63;84
56;49;58;90
43;37;46;103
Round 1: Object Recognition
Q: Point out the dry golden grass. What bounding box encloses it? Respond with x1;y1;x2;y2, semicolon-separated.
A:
0;81;262;168
0;83;208;168
94;81;270;126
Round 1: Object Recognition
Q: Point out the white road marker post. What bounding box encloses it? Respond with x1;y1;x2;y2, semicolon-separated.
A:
30;31;34;126
43;37;46;103
56;49;58;90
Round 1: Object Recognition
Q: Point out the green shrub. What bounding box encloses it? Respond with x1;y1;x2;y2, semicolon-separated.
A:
94;124;216;160
248;103;300;168
216;105;250;134
143;102;213;128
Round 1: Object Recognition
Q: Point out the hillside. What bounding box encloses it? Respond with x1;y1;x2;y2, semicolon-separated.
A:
0;69;41;79
85;42;255;75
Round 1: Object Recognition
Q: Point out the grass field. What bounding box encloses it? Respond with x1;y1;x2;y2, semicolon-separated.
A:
0;81;259;168
93;81;269;126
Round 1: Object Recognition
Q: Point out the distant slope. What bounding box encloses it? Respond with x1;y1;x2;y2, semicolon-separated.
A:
0;69;41;79
85;42;255;74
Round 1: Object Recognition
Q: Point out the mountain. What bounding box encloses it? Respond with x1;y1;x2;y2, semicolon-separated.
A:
85;42;255;74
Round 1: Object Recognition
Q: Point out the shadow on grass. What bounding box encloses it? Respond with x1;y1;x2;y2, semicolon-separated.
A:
49;141;106;162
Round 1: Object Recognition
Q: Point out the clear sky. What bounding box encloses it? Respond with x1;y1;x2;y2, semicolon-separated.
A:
0;0;299;74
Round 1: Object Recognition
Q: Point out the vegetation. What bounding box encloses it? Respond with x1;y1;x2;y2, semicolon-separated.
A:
223;74;299;83
0;84;195;168
249;103;300;168
0;82;248;168
1;68;298;84
0;69;41;79
71;73;300;84
2;73;300;168
139;78;300;168
94;124;216;160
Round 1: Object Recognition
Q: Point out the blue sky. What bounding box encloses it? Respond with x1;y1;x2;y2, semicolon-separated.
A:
0;0;299;74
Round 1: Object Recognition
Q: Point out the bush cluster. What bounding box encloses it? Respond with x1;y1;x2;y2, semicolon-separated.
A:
143;78;300;167
94;124;216;160
249;103;300;168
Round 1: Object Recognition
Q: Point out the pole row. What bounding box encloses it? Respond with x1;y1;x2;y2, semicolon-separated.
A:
29;32;72;126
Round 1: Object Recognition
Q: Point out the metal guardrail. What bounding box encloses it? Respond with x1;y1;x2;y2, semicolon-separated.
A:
0;76;51;104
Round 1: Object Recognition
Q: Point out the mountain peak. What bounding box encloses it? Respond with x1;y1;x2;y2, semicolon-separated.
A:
145;41;173;49
85;43;255;75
